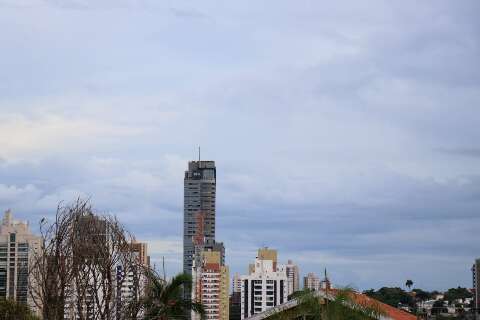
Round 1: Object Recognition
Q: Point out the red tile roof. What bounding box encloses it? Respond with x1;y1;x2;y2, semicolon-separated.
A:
324;288;417;320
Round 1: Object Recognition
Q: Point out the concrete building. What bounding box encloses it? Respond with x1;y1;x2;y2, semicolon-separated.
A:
115;241;150;318
0;210;41;312
184;160;217;275
229;291;241;320
233;273;242;293
281;260;299;296
473;258;480;318
192;250;229;320
230;273;242;320
303;272;321;291
240;249;288;319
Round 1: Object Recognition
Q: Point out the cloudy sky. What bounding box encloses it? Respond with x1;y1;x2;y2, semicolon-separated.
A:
1;0;479;291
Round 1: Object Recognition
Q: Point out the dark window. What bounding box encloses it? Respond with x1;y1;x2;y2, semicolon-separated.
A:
280;280;284;304
274;281;277;305
244;279;249;317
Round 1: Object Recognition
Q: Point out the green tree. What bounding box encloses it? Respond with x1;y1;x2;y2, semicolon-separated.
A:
405;280;413;291
0;298;40;320
363;287;414;308
444;287;472;302
412;289;432;301
140;272;205;320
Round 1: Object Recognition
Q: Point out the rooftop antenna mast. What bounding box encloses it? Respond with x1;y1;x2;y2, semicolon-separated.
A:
198;146;201;161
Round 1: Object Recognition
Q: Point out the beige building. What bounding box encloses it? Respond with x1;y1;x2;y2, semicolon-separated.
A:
192;250;230;320
0;210;41;312
303;272;321;291
257;248;277;271
233;272;242;293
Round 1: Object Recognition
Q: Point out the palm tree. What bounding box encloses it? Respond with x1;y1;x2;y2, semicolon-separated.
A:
140;271;205;320
276;287;384;320
405;280;414;291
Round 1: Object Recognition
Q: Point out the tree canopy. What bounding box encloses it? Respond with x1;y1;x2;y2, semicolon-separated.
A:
363;287;414;308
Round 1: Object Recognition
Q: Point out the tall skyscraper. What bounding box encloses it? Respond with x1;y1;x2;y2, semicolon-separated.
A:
240;248;288;319
184;160;216;275
0;210;41;312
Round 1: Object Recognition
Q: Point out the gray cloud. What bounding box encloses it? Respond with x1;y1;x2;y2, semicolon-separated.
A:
0;0;479;290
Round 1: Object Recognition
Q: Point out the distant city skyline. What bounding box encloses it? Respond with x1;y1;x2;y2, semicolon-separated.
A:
0;1;479;291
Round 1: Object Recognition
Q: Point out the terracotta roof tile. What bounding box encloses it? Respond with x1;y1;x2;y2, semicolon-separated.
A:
324;289;417;320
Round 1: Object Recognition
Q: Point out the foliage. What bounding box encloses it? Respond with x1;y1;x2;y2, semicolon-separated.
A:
405;280;413;290
140;271;205;320
363;287;414;308
412;289;431;301
444;287;472;302
0;298;40;320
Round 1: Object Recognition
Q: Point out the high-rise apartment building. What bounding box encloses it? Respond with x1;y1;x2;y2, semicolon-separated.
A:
192;250;229;320
303;272;320;291
282;260;299;296
473;258;480;317
230;273;242;320
232;273;242;293
0;210;41;312
184;160;216;275
115;241;151;318
240;248;288;319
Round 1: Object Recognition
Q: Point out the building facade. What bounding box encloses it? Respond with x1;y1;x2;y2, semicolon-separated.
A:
192;250;230;320
233;273;242;293
184;161;217;275
0;210;41;312
473;258;480;317
303;272;321;291
115;241;150;318
240;249;288;319
282;260;299;296
230;273;242;320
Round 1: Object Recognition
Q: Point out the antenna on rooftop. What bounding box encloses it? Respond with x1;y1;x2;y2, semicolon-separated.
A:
198;146;201;161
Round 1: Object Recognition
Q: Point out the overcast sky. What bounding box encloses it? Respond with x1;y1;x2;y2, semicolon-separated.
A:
1;0;479;291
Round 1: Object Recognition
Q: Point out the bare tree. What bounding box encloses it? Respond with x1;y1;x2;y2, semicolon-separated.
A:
29;199;147;320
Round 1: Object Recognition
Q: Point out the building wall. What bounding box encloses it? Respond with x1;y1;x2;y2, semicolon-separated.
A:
184;161;216;275
192;250;230;320
240;258;288;319
304;272;321;291
220;265;230;320
278;260;299;296
0;210;41;315
233;273;242;293
473;259;480;316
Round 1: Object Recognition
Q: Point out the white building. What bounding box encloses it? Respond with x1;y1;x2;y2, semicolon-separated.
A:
240;249;288;319
0;210;41;314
